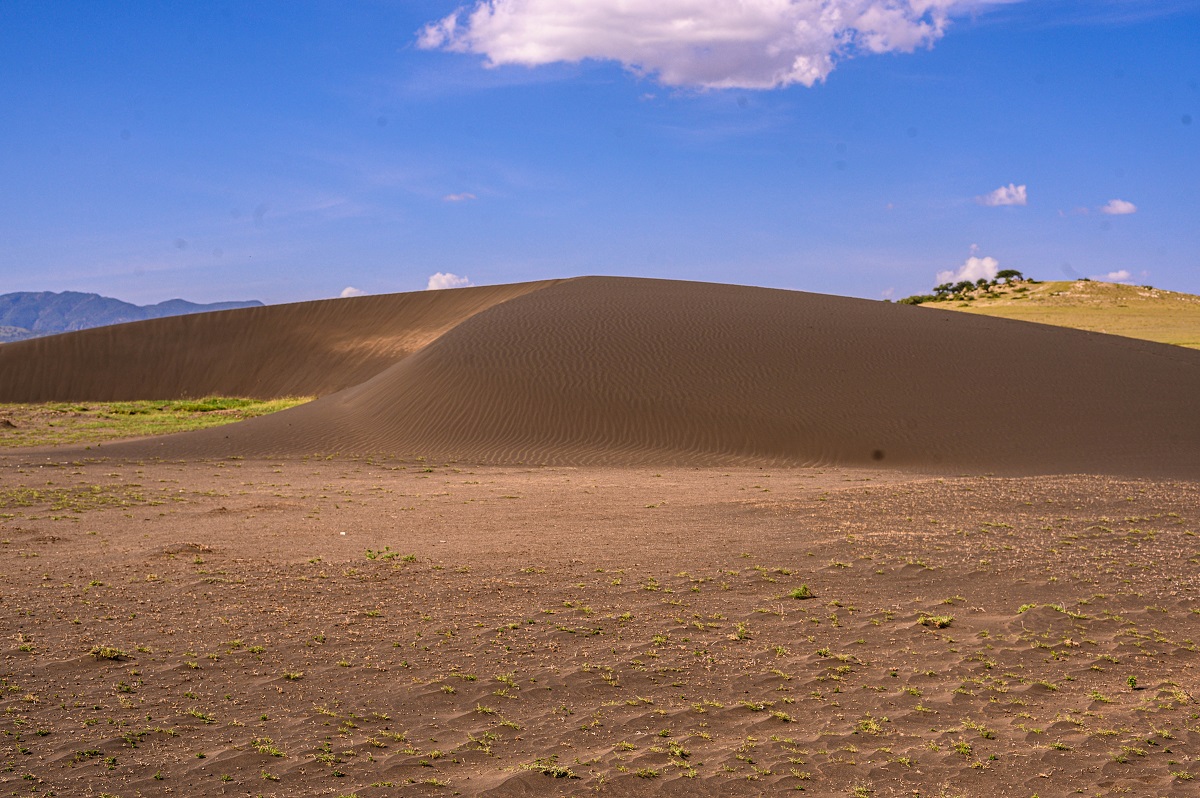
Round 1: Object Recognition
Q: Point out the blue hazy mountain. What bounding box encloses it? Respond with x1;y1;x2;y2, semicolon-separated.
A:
0;291;263;342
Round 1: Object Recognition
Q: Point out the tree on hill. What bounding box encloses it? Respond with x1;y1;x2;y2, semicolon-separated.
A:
899;270;1031;305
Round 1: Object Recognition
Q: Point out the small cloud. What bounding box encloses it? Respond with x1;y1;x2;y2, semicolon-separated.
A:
426;272;473;291
1100;199;1137;215
936;254;1000;285
1091;270;1132;283
976;183;1027;207
340;286;366;298
443;192;477;202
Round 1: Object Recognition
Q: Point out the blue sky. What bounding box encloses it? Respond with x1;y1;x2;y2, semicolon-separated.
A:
1;0;1197;305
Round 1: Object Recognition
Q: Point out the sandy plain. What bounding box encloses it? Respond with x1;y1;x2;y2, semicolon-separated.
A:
3;456;1197;797
2;277;1198;796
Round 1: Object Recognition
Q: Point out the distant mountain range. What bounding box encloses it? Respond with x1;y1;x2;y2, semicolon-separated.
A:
0;291;263;343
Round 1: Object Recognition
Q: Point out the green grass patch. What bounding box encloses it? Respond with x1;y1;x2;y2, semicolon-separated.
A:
0;396;312;448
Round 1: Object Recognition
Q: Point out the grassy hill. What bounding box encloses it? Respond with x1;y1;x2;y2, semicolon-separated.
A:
915;279;1200;350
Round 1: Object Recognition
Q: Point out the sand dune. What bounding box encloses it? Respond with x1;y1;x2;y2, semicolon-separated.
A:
5;277;1199;475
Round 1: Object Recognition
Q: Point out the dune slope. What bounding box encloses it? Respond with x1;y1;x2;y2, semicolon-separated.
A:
0;280;559;401
111;277;1200;476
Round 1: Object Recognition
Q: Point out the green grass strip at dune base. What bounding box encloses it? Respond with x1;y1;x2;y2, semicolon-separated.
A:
0;396;312;448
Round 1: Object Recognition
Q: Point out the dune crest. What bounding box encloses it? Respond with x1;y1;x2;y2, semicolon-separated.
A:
0;280;560;401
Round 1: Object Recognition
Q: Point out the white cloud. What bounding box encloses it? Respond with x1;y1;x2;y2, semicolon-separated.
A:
418;1;1013;90
936;255;1000;285
426;272;473;290
1092;270;1132;282
443;192;478;202
1100;199;1137;215
340;286;366;298
976;183;1027;207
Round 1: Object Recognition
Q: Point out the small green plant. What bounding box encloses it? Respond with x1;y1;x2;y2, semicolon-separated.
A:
789;584;813;599
251;737;286;757
524;756;578;779
855;715;885;734
90;645;128;661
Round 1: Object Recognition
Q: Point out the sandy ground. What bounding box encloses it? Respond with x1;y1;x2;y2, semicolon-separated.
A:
2;454;1196;797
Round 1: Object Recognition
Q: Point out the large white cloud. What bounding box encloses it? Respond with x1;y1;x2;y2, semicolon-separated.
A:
419;1;1012;90
427;272;474;290
936;255;999;285
976;183;1027;207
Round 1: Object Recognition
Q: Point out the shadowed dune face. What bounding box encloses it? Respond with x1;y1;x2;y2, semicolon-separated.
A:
104;277;1200;476
0;281;559;401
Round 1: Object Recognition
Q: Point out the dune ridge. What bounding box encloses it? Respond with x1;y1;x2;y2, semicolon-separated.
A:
0;280;560;401
4;276;1199;476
